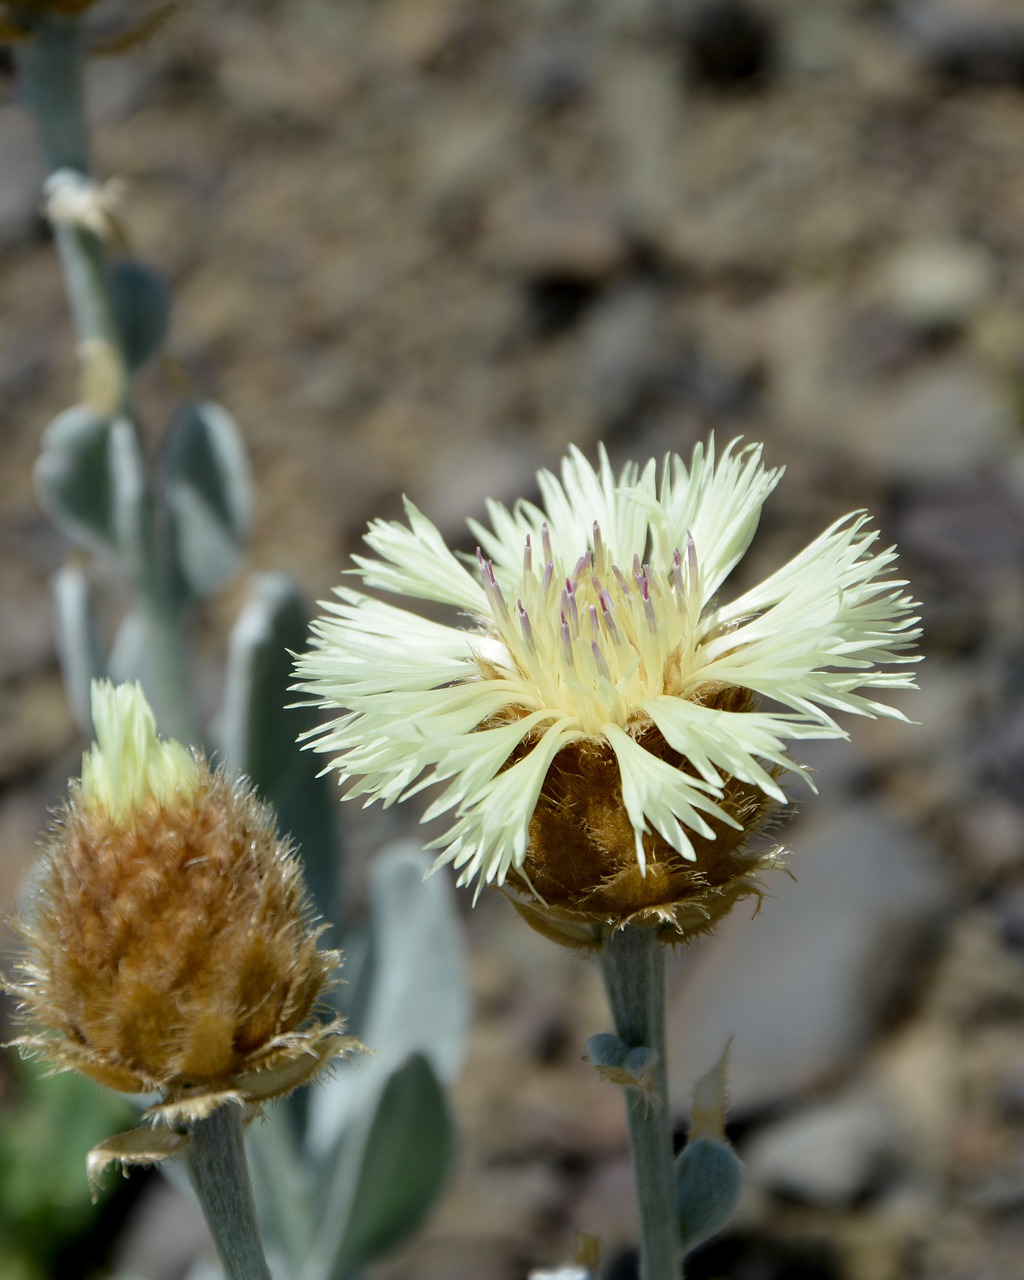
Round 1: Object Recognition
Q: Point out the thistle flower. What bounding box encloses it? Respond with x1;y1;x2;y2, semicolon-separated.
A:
296;439;919;944
6;681;354;1185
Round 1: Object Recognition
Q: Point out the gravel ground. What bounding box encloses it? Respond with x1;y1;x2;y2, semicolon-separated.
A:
3;1;1024;1278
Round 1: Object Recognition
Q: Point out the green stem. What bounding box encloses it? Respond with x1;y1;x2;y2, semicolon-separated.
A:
15;16;123;364
15;13;200;745
185;1105;273;1280
599;926;680;1280
14;11;90;172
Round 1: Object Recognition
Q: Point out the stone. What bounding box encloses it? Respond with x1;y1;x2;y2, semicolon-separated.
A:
579;284;663;428
742;1085;906;1207
894;1;1024;87
372;0;483;71
682;0;777;88
854;361;1018;483
876;237;997;336
511;36;593;109
484;190;630;286
667;802;951;1114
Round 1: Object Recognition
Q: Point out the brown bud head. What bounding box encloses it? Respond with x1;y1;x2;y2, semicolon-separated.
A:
503;687;785;947
10;765;341;1104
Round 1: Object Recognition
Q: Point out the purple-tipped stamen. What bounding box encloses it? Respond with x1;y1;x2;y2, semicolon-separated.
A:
641;577;657;629
599;589;620;644
671;548;685;599
478;550;509;619
562;580;579;631
518;600;534;649
591;640;612;681
560;614;575;665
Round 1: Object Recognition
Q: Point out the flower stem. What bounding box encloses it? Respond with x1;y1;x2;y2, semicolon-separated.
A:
185;1105;273;1280
599;926;681;1280
14;12;199;745
14;15;124;367
14;12;90;172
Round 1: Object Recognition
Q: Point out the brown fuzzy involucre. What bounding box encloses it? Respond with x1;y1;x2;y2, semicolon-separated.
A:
12;767;339;1097
503;690;786;948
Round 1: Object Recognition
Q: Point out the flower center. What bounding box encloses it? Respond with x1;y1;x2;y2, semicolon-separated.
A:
477;521;706;735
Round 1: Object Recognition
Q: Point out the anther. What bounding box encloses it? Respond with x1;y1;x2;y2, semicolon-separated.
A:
478;549;509;618
591;640;612;681
518;600;534;649
642;579;657;629
562;580;579;631
599;589;620;644
560;614;575;665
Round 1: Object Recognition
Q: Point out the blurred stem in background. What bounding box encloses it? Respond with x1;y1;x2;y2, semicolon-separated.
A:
14;13;89;171
7;13;469;1279
15;10;198;742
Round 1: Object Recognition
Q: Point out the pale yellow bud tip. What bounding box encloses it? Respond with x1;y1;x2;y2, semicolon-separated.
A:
81;679;200;821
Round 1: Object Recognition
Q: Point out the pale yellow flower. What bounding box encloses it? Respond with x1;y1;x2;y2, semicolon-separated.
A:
297;440;919;939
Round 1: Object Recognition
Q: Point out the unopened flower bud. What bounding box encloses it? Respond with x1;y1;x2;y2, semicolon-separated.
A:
6;681;356;1186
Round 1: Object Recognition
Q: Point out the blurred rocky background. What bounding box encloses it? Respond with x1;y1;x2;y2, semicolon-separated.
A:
2;0;1024;1277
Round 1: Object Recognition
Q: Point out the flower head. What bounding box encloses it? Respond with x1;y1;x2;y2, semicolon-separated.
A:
7;681;354;1149
296;440;919;942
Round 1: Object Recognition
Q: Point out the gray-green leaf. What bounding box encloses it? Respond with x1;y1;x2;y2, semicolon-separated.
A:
313;1053;455;1280
110;258;171;370
35;405;130;555
161;401;252;599
675;1136;744;1255
220;573;342;931
52;564;107;734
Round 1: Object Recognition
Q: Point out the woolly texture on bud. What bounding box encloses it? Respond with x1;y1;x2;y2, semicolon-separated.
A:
8;682;350;1125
